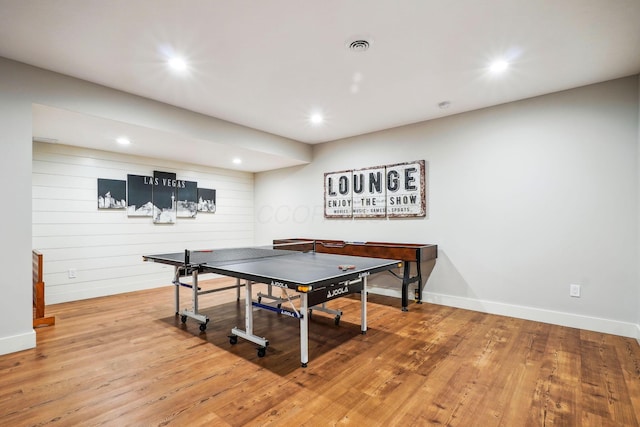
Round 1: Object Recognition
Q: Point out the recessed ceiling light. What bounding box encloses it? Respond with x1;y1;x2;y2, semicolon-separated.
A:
168;56;187;72
310;113;324;125
232;158;242;164
116;137;131;145
489;60;509;74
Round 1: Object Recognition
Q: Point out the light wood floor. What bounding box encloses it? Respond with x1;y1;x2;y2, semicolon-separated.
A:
2;279;640;426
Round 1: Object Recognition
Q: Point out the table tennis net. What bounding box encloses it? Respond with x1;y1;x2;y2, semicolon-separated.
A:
184;241;316;266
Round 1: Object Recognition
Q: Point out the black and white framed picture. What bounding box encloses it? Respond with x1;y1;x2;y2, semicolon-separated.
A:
177;181;198;218
97;178;126;209
197;188;216;213
126;174;153;217
152;171;177;224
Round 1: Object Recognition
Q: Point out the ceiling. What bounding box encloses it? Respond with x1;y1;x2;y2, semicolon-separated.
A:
2;1;640;171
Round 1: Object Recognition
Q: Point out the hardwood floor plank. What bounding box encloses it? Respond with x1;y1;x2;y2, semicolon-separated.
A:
490;321;552;426
580;335;639;425
616;337;640;413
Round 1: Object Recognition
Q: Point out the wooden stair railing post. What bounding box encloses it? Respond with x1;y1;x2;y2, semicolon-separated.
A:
32;250;55;328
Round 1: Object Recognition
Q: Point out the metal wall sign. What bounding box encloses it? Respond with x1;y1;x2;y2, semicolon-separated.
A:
324;160;426;219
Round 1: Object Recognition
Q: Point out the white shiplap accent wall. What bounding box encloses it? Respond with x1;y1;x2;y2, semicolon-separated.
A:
33;142;254;304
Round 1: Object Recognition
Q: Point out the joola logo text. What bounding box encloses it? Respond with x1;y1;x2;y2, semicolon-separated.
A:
271;280;288;288
327;286;349;299
280;309;297;318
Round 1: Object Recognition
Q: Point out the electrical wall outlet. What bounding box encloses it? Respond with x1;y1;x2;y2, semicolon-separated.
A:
569;284;581;297
68;268;77;279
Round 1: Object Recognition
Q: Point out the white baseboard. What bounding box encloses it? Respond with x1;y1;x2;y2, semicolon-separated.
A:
368;288;640;340
367;286;401;299
424;292;639;339
47;280;170;305
0;330;36;356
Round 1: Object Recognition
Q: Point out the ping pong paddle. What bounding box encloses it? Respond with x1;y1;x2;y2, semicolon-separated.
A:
338;264;355;271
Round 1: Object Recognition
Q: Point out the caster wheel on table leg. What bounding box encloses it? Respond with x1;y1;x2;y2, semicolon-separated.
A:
199;323;207;332
257;347;266;358
229;335;238;345
180;315;187;324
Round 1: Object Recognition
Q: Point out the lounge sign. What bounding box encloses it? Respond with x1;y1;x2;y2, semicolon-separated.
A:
324;160;426;218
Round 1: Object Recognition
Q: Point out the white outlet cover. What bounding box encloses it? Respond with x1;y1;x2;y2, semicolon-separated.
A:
569;284;581;297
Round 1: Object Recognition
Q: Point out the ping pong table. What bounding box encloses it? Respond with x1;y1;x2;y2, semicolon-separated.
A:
143;244;399;367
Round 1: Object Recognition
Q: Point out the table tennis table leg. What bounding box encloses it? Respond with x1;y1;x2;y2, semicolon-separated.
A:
300;292;309;368
361;276;368;334
173;268;209;331
245;280;253;334
230;280;269;356
192;269;199;315
174;267;180;314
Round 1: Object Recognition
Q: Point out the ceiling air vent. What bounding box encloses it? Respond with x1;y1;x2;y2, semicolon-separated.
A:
348;39;370;52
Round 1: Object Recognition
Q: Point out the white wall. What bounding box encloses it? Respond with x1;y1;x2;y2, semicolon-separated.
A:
0;83;33;354
33;142;253;303
255;76;640;338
